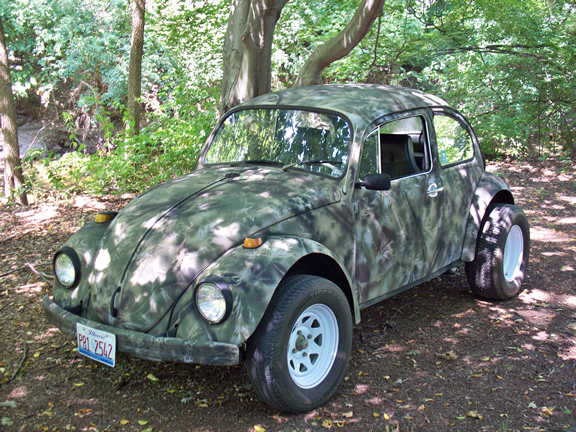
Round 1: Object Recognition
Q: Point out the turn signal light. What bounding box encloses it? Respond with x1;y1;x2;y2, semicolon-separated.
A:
95;213;113;223
243;237;263;248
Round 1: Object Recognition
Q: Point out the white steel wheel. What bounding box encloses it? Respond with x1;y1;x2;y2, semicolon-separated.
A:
503;225;524;282
245;275;353;413
287;304;339;389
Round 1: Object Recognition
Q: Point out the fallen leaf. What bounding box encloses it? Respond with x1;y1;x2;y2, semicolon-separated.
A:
466;411;483;419
436;350;458;361
254;426;266;432
146;374;159;382
33;352;40;358
120;419;129;425
418;405;425;410
383;413;389;420
322;419;333;428
342;411;353;418
373;412;380;418
142;428;154;432
138;420;149;425
73;382;84;387
0;401;18;408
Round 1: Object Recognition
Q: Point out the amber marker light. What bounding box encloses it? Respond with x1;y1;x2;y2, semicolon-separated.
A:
95;213;112;223
243;237;263;248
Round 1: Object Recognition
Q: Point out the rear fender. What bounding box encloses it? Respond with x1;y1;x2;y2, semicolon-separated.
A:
461;173;514;261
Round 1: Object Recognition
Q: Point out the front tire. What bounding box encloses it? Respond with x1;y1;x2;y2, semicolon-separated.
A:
246;275;352;413
465;204;530;300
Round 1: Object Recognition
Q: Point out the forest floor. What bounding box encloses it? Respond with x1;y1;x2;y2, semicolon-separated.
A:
0;157;575;432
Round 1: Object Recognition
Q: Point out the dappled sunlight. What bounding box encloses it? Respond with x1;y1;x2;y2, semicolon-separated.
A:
365;396;385;405
212;222;241;248
35;327;65;343
353;384;370;394
12;282;46;297
8;387;28;399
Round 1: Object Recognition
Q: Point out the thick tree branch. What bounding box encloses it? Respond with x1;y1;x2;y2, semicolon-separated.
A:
219;0;288;115
294;0;386;88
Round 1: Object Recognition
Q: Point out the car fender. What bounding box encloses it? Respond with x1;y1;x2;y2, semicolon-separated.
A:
169;235;357;347
52;220;113;308
461;173;514;261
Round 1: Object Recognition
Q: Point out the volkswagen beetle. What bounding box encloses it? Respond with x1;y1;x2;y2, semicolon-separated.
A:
43;84;530;413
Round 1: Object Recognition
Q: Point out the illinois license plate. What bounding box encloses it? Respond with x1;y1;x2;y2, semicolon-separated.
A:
76;323;116;367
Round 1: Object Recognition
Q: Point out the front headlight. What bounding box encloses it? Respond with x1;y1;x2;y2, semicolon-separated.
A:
54;247;81;288
195;281;232;324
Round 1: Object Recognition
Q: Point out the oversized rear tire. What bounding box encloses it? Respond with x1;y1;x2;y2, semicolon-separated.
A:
465;204;530;300
246;275;352;413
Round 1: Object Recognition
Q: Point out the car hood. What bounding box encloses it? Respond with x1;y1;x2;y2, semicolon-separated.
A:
87;166;342;332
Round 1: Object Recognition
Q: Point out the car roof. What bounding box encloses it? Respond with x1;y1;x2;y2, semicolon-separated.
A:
237;84;452;132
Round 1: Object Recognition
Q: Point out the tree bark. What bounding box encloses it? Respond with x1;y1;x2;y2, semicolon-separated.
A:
0;16;28;205
127;0;146;135
294;0;385;88
219;0;289;116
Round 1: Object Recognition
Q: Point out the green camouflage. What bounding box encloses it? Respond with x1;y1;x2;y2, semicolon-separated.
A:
43;84;514;365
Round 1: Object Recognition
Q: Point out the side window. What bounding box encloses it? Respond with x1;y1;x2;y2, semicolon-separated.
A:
433;115;474;166
359;115;430;181
359;131;379;180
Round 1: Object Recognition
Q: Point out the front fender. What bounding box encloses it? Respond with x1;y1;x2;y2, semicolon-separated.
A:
461;173;514;261
52;219;113;309
169;236;355;347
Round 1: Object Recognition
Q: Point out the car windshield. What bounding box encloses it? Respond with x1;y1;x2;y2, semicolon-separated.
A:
204;109;351;177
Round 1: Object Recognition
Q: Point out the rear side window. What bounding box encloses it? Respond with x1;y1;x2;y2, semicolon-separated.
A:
433;115;474;166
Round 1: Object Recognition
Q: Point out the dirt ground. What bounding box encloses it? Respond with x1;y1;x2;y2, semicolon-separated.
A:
0;158;575;432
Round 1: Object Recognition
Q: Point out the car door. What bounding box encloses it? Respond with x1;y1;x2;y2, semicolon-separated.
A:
353;113;448;306
431;109;483;264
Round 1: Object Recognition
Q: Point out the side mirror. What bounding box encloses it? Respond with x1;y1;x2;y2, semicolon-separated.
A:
362;173;391;191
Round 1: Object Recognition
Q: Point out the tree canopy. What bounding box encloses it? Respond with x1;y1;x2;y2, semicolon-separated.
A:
1;0;574;197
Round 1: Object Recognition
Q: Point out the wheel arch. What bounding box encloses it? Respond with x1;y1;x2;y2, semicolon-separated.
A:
461;174;515;262
282;253;359;324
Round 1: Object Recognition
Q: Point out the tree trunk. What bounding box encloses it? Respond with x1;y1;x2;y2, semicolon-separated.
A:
127;0;146;135
219;0;289;116
0;16;28;205
294;0;385;88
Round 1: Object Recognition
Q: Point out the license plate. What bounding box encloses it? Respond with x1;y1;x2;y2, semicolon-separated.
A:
76;323;116;367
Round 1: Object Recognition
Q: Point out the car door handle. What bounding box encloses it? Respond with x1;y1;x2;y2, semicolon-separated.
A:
427;183;444;197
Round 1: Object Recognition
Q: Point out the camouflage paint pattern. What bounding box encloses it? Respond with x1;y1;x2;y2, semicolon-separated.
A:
44;84;515;365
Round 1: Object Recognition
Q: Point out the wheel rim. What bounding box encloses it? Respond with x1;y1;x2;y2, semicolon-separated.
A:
503;225;524;282
287;304;339;389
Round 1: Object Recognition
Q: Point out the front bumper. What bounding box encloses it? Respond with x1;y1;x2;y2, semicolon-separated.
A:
42;295;240;366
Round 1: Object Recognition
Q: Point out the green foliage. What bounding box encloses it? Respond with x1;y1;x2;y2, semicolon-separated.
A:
60;86;218;195
4;0;576;200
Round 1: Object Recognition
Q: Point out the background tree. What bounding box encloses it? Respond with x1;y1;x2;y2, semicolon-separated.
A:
0;0;573;197
219;0;385;115
127;0;146;135
0;15;28;205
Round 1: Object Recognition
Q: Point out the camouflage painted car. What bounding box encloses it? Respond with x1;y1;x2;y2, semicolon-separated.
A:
43;84;530;413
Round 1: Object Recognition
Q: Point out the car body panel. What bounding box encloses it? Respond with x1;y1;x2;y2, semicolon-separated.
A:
461;173;513;261
44;84;517;366
168;236;355;346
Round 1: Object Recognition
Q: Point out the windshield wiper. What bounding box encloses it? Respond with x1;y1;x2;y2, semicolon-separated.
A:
282;160;343;171
230;159;284;167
